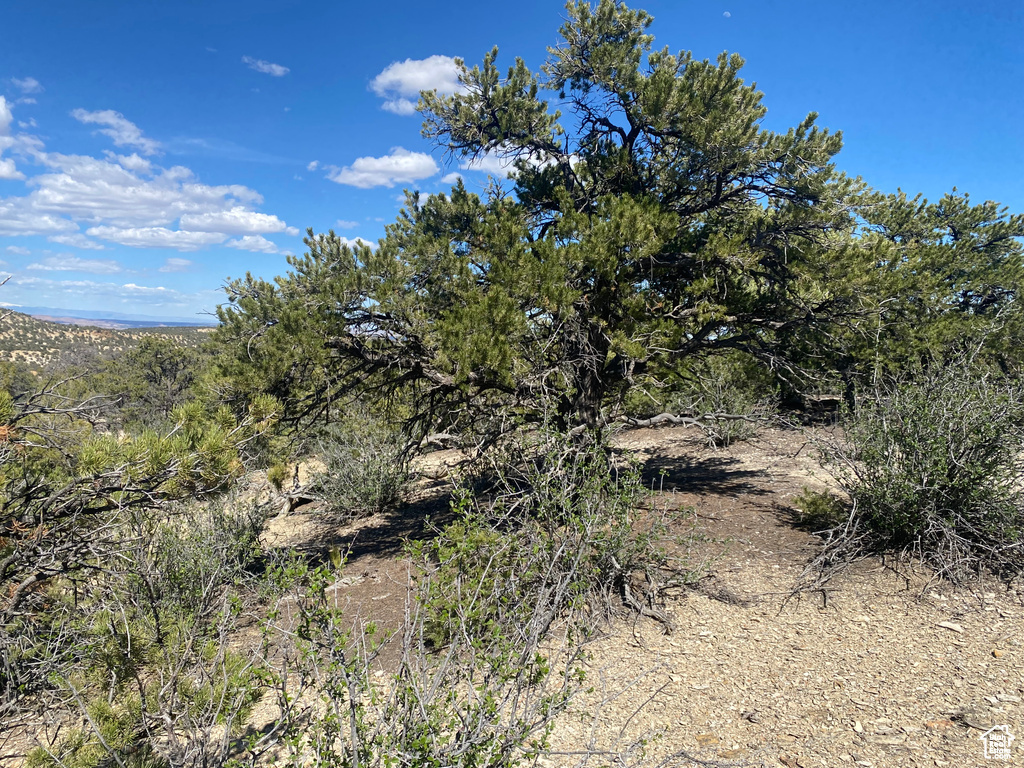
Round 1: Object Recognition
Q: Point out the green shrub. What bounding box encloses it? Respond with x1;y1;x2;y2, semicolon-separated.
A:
413;431;700;647
792;487;846;528
266;461;289;491
310;408;410;520
818;359;1024;579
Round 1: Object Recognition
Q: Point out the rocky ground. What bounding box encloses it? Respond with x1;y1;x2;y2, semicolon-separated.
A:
7;424;1020;767
268;424;1024;767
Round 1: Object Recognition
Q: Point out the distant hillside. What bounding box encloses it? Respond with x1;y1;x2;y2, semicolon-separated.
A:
6;305;216;328
0;309;212;370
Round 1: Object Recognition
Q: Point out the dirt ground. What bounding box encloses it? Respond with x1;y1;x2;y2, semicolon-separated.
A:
6;424;1020;767
266;424;1024;767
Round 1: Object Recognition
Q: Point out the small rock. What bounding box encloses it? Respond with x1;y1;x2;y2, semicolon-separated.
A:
866;734;905;745
853;720;864;733
993;649;1005;658
996;693;1022;703
925;719;955;730
936;621;964;633
852;615;871;624
695;733;720;747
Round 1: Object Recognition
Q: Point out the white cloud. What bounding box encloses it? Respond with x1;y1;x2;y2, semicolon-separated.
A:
0;150;273;240
336;219;358;229
307;160;319;171
18;118;37;129
13;275;199;307
0;199;79;236
328;147;438;189
723;11;731;17
0;108;294;259
0;96;13;134
225;234;288;254
27;255;122;274
0;158;23;180
440;172;463;185
242;56;289;77
370;55;463;116
5;245;30;256
11;77;43;94
179;206;297;235
459;146;557;178
48;233;106;249
460;152;516;176
159;257;193;273
339;236;375;249
71;109;161;155
109;152;152;173
85;226;228;250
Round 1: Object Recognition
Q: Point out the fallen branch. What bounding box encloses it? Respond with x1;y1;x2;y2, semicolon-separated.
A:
617;411;767;429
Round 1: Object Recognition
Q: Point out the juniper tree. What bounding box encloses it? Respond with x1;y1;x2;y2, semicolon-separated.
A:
215;0;868;443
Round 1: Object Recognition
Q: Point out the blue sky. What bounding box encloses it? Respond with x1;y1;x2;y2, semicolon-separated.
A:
0;0;1021;320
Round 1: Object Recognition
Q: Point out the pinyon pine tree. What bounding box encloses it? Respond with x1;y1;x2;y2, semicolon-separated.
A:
216;0;868;444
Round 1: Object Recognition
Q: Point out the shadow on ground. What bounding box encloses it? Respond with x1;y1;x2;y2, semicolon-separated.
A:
640;453;771;497
283;480;459;568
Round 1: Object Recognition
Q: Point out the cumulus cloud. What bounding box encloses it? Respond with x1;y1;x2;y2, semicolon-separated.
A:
27;255;122;274
0;96;13;134
0;105;297;284
5;245;31;256
159;257;193;273
109;152;152;173
242;56;290;77
15;154;253;229
328;147;438;188
0;199;79;236
338;236;375;249
335;219;358;229
13;275;199;308
370;55;463;115
48;233;106;249
459;146;558;178
0;96;25;179
179;206;297;235
0;145;291;250
0;158;23;180
84;226;229;251
225;235;289;254
307;160;319;171
71;109;161;155
440;171;463;185
459;151;521;176
11;77;43;94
